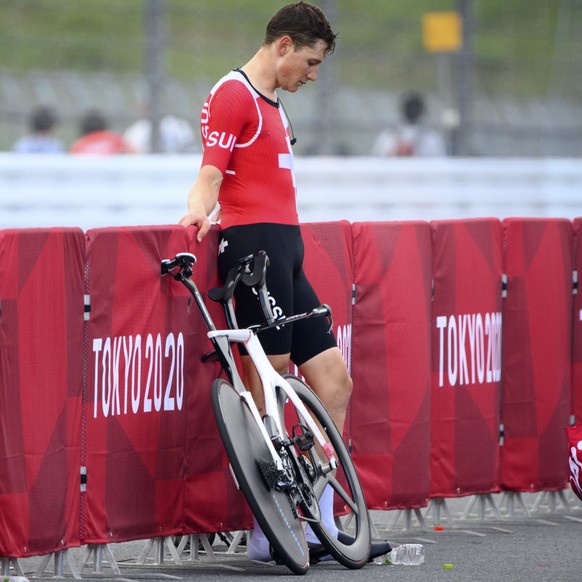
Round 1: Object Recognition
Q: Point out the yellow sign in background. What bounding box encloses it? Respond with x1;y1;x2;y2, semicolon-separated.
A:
422;11;462;53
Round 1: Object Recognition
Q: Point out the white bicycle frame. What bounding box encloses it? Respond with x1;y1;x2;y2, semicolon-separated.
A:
208;328;337;473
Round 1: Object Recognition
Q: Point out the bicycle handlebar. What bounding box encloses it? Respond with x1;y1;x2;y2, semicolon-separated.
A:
208;250;275;328
161;252;196;279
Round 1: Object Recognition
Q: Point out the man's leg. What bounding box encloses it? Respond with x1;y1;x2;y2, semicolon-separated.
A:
299;347;391;562
298;347;351;545
298;346;353;434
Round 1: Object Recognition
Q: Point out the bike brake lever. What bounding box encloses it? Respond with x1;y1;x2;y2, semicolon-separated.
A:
161;253;196;278
319;304;333;334
240;252;276;325
241;251;269;287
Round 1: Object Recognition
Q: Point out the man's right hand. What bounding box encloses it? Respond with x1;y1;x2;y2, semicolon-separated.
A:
179;210;211;242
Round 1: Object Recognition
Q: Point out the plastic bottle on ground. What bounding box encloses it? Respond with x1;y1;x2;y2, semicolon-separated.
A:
388;543;425;565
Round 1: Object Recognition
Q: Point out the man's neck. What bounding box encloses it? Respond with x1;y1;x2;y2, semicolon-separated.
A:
241;46;278;101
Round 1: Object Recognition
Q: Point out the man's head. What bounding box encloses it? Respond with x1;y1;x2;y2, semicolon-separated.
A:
264;1;337;56
265;2;337;93
31;106;58;134
80;110;108;136
402;92;426;125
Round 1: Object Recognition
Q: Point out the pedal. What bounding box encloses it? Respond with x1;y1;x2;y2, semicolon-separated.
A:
292;424;314;452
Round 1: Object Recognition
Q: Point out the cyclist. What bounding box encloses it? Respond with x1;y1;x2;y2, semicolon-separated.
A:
179;1;390;564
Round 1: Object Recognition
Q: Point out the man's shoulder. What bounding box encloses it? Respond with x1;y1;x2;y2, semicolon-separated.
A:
210;70;256;101
13;135;64;153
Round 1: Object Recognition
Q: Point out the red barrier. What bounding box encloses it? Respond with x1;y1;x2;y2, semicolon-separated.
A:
350;221;432;510
430;219;503;498
573;218;582;423
0;228;85;556
83;225;251;543
501;218;573;492
3;216;582;557
84;226;193;543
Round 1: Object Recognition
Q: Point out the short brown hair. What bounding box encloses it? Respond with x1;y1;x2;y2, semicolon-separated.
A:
264;1;337;56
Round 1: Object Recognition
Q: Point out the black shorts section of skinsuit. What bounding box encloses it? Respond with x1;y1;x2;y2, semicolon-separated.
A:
217;223;337;367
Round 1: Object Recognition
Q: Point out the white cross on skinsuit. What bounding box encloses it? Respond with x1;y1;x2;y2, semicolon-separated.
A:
218;239;229;255
278;152;297;192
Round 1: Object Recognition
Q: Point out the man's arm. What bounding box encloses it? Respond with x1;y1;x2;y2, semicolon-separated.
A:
179;164;223;241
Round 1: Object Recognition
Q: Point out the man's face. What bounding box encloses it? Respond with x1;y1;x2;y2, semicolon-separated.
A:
277;39;328;92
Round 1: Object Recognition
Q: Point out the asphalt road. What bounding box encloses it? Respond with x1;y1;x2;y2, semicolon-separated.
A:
8;493;582;582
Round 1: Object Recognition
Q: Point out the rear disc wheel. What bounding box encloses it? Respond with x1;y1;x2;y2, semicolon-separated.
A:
212;378;309;574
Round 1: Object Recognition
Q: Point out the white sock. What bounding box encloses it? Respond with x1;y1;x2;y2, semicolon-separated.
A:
246;517;272;562
305;484;339;543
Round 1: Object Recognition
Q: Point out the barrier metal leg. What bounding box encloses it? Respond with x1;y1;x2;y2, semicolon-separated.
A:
1;557;25;577
531;489;571;514
33;549;81;580
387;508;428;531
175;534;216;562
78;544;121;576
225;531;247;555
499;491;530;518
194;535;215;561
137;537;182;566
461;494;502;521
424;498;454;526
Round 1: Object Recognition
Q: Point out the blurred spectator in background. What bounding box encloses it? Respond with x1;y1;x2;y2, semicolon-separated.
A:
123;113;196;154
372;91;447;157
12;106;65;154
70;109;131;155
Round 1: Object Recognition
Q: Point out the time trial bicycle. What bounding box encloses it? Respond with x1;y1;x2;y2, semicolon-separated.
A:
161;251;371;574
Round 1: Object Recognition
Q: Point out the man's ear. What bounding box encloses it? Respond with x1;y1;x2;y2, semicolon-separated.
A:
278;35;294;56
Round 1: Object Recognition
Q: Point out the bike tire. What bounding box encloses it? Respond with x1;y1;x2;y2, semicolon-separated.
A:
279;374;371;569
211;378;310;575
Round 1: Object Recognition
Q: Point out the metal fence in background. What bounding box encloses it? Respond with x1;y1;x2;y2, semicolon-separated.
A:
1;0;581;157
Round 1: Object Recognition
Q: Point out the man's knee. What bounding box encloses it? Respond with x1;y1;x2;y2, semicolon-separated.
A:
342;372;353;402
332;369;352;411
301;348;352;404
